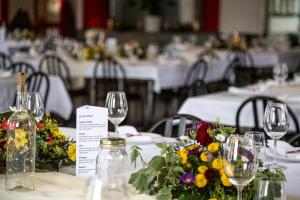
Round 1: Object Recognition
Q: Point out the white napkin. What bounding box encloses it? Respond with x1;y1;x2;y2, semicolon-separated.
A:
0;69;11;78
228;86;263;95
117;125;139;137
126;135;152;144
268;140;300;158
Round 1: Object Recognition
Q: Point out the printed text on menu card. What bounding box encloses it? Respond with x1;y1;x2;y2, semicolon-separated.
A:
76;106;108;178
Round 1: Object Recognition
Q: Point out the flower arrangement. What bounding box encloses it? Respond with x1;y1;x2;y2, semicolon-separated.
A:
0;112;75;172
129;120;282;200
118;40;146;60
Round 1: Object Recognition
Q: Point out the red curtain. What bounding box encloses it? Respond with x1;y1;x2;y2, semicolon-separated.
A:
1;0;8;24
84;0;109;28
201;0;220;32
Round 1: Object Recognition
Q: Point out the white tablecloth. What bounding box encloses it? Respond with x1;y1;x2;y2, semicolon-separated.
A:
178;83;300;130
0;75;72;120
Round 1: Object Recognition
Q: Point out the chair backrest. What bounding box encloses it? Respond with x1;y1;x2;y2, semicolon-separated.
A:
26;72;50;107
8;62;36;74
235;95;300;134
90;56;126;105
0;52;12;70
227;50;254;67
38;54;72;90
148;114;201;137
222;56;240;83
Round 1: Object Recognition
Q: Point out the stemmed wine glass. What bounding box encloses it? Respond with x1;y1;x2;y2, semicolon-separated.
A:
105;91;128;138
263;102;289;170
273;63;288;85
223;134;258;200
26;92;45;122
245;131;266;169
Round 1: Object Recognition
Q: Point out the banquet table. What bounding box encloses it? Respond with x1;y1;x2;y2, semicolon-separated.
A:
0;75;72;120
0;134;300;200
178;82;300;130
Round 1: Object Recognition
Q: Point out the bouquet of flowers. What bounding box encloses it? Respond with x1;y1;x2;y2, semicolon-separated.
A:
129;120;284;200
0;112;75;172
118;40;146;60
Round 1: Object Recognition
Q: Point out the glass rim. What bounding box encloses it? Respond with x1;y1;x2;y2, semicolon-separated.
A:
107;91;126;95
266;102;287;108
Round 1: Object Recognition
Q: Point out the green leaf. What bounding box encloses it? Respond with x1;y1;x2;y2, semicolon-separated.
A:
129;168;149;193
178;190;208;200
156;188;172;200
149;156;166;171
130;146;139;164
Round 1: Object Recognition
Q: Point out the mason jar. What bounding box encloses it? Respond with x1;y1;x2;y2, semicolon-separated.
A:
92;137;129;200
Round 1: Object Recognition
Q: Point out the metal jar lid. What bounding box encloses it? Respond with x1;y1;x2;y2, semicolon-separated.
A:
100;137;126;147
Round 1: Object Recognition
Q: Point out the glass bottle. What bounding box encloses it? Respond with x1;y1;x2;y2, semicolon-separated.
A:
86;138;129;200
6;72;36;191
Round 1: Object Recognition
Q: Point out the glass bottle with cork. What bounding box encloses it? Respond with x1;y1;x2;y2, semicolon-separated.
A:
5;72;36;191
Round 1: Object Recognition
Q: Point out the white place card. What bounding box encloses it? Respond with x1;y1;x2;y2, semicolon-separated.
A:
76;105;108;178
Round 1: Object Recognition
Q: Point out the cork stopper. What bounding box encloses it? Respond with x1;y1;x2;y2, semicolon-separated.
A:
17;72;26;92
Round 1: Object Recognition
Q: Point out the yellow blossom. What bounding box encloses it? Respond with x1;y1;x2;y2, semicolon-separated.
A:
185;163;192;169
221;174;232;187
68;143;76;161
177;148;188;165
212;158;223;170
209;198;218;200
223;159;235;177
200;152;209;162
188;144;199;150
52;129;66;140
197;165;208;174
195;174;207;188
207;143;219;152
219;168;225;176
14;129;28;150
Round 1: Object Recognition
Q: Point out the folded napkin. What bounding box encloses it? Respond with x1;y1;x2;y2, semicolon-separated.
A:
228;86;264;95
267;140;300;158
0;69;11;78
126;135;152;144
117;125;139;138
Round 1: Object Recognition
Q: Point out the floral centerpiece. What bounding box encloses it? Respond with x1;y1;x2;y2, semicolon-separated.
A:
0;112;76;172
118;40;146;60
129;120;284;200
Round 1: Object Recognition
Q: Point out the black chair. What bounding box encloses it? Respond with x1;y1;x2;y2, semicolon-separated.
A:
0;52;12;70
38;54;73;91
26;72;50;107
227;50;254;67
8;62;36;74
148;114;201;137
90;56;126;105
287;134;300;147
235;95;300;134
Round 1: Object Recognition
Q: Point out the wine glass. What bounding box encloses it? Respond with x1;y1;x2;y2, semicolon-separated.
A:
263;102;289;170
273;63;288;85
105;91;128;138
255;179;286;200
26;92;45;122
245;131;266;169
223;134;258;200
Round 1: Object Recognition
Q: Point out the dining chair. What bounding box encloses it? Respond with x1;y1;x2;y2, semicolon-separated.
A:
8;62;36;74
148;114;201;137
227;50;254;67
235;95;300;134
90;56;126;105
0;52;12;70
38;53;73;91
26;72;50;107
287;134;300;147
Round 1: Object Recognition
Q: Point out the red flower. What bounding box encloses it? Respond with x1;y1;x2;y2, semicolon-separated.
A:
0;139;6;149
196;121;212;146
1;119;7;130
47;136;53;142
37;122;45;129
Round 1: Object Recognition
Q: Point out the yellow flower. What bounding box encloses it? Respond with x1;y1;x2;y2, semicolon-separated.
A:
195;174;207;188
14;129;28;150
185;163;192;169
68;143;76;161
188;144;199;150
219;168;225;176
223;159;235;177
200;152;209;162
52;129;67;140
177;148;188;165
221;174;232;187
209;198;218;200
197;165;208;174
207;143;219;152
212;158;223;170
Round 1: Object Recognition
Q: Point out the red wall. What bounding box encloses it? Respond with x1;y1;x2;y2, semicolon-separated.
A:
84;0;109;28
201;0;220;32
0;0;8;24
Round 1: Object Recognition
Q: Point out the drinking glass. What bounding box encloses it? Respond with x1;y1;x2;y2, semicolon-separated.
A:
273;63;288;85
26;92;45;122
245;131;266;169
255;179;286;200
105;91;128;137
223;134;258;200
263;103;289;170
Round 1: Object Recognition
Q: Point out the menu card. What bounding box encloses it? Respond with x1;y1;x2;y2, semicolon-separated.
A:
76;106;108;178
